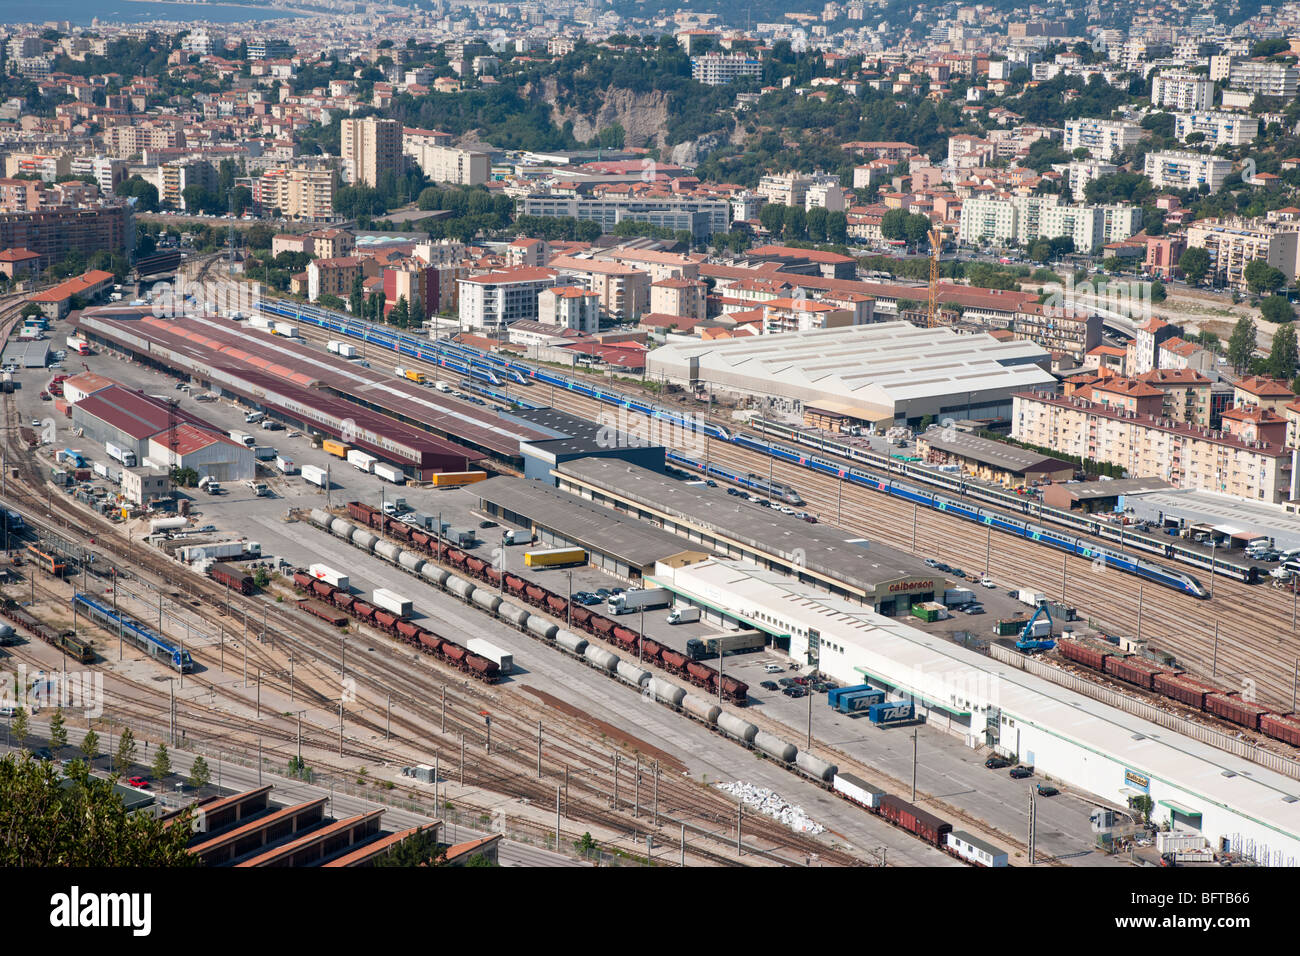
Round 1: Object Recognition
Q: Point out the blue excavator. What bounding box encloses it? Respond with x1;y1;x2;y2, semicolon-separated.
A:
1015;603;1055;653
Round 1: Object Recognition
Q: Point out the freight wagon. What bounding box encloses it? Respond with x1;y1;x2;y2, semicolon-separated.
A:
209;564;255;594
832;772;885;810
1205;693;1268;732
1103;654;1168;690
298;598;347;626
466;638;513;675
877;794;952;847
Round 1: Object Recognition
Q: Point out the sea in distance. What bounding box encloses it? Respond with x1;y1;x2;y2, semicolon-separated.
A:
0;0;308;26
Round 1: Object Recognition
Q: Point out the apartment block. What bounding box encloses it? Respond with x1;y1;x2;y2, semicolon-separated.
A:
1064;160;1117;200
306;257;364;303
69;155;130;194
383;258;438;320
1228;60;1299;98
4;151;70;182
340;116;402;187
691;53;761;86
548;254;651;321
403;141;488;186
1012;390;1290;502
1137;368;1214;427
1150;71;1215;110
520;194;729;239
958;193;1141;252
0;178;45;213
257;166;334;221
650;277;707;321
1143;150;1233;191
0;204;132;266
1184;216;1300;291
1063;118;1142;160
538;286;600;333
1173;111;1259;147
1011;304;1103;360
457;266;557;331
107;124;186;159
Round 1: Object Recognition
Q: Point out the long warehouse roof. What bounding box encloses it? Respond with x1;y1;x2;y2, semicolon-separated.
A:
555;457;943;595
656;559;1300;855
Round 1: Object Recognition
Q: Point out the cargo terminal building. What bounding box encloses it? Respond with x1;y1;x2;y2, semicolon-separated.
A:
554;457;947;617
652;558;1300;865
475;475;709;581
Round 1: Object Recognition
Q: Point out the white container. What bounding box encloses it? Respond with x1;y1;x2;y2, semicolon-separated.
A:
467;638;513;675
347;449;377;472
372;587;413;617
609;587;672;611
666;606;700;624
275;456;297;474
309;564;349;590
149;516;187;533
943;587;976;607
301;464;327;487
373;462;405;484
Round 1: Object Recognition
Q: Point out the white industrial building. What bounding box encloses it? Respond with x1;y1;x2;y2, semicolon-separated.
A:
651;558;1300;865
644;322;1057;427
1124;487;1300;554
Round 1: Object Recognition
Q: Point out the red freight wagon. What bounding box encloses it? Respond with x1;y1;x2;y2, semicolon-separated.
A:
546;595;568;616
441;643;466;663
685;661;714;688
373;610;399;632
210;565;254;594
446;549;466;566
1205;693;1267;731
465;556;486;577
396;619;421;642
293;570;315;590
1260;713;1300;748
505;575;526;596
466;654;500;682
331;591;355;610
417;631;443;654
298;599;347;626
485;567;502;586
611;626;639;650
525;585;547;606
570;606;592;629
661;650;689;675
311;580;336;601
878;794;952;847
720;676;749;704
1152;673;1216;710
641;639;663;664
347;502;374;523
411;531;433;551
1103;654;1167;690
1058;638;1118;672
351;601;376;623
590;616;614;636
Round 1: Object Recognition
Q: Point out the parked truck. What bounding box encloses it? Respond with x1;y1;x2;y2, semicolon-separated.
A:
1013;588;1047;608
104;442;137;468
503;528;532;546
943;587;976;608
275;456;297;475
466;638;513;675
372;588;413;617
309;564;349;590
301;464;328;488
252;445;277;461
179;540;261;563
347;449;377;473
373;462;405;484
228;430;255;448
609;588;673;614
666;606;701;625
65;336;90;355
327;340;359;359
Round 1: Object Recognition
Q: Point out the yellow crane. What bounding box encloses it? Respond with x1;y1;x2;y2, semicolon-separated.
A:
926;226;943;328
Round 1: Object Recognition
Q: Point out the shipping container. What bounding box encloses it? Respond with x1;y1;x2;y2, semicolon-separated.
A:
252;445;277;461
322;439;349;458
275;456;297;474
371;588;413;617
837;688;885;713
826;684;872;708
868;700;915;724
943;587;976;607
347;449;377;472
308;563;349;590
523;547;587;568
430;470;488;487
302;464;327;487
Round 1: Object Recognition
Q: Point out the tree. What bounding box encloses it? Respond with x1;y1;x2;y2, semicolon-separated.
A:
1179;247;1211;285
902;214;931;248
115;727;137;772
151;743;171;781
880;207;910;241
759;204;785;235
1268;322;1299;380
390;295;410;329
188;755;211;789
20;303;42;318
1228;316;1258;373
80;728;99;762
1150;280;1166;303
9;708;27;750
318;293;345;311
48;709;67;752
1245;258;1286;295
349;274;365;316
0;753;197;865
374;825;447;866
1261;295;1295;325
409;293;425;328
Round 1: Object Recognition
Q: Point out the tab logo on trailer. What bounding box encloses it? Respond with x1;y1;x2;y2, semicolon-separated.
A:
49;887;152;936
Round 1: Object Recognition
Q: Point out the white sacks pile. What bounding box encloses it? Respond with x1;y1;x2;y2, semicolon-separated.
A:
714;781;826;835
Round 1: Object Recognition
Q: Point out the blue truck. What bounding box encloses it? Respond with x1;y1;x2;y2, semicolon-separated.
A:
868;700;915;725
826;683;872;708
837;688;886;714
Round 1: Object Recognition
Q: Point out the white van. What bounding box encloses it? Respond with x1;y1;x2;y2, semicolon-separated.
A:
244;411;265;424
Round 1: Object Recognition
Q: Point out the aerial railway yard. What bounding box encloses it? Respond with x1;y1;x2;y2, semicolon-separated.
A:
0;393;946;867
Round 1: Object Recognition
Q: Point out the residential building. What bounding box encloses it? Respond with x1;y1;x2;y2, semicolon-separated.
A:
1063;118;1142;160
382;258;437;320
1228;60;1299;98
519;193;729;239
1012;390;1291;502
4;152;70;182
538;286;600;333
650;278;707;321
1011;304;1103;360
256;166;333;221
340;116;401;187
1174;111;1259;147
0;178;44;213
1150;71;1215;110
0;204;132;266
403;141;488;186
1064;160;1117;201
691;53;762;85
457;266;557;332
307;257;364;303
549;255;651;321
1131;317;1182;375
1137;368;1214;426
1185;216;1300;291
1143;151;1233;191
958;193;1140;252
1233;375;1296;414
247;39;293;60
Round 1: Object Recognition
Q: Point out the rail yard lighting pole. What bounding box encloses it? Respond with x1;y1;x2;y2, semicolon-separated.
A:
1209;540;1216;598
1293;578;1298;632
1136;585;1144;643
566;571;573;629
1212;621;1219;677
639;605;645;663
911;727;918;803
911;503;918;553
985;525;992;576
499;531;506;592
1061;553;1068;604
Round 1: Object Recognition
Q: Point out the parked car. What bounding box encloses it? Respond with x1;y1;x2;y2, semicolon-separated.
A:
1035;783;1059;797
783;687;806;698
704;479;717;487
984;755;1011;769
962;604;985;615
777;677;797;687
727;487;742;496
924;558;939;568
127;776;150;789
760;681;779;691
764;663;783;674
1009;766;1034;779
478;519;497;529
980;577;997;589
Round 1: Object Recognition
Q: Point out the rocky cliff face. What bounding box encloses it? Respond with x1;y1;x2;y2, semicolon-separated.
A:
542;79;672;148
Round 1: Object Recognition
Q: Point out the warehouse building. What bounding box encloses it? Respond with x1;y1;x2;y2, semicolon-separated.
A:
555;457;947;615
1039;477;1174;514
475;475;709;581
915;425;1075;487
145;423;255;483
650;558;1300;865
645;323;1055;428
1123;488;1300;554
505;407;665;483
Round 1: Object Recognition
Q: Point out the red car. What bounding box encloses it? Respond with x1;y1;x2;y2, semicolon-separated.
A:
126;776;149;789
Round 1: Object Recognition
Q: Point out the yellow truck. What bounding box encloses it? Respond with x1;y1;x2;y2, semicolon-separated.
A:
322;439;349;458
430;470;488;487
523;547;587;568
405;369;427;384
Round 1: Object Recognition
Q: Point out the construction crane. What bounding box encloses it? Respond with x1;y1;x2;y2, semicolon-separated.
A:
925;226;943;328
